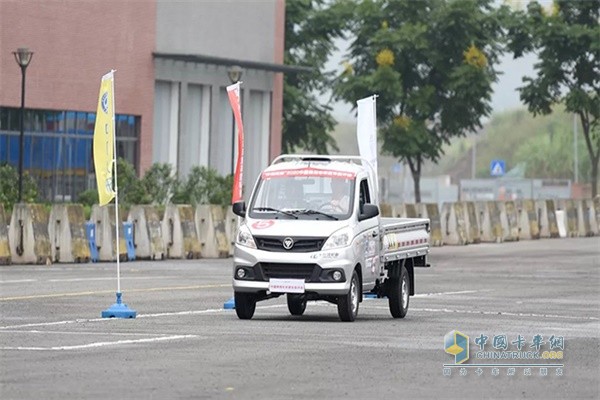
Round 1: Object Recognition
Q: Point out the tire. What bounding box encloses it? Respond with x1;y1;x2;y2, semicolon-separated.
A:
388;266;410;318
234;292;256;320
337;270;360;322
287;294;307;316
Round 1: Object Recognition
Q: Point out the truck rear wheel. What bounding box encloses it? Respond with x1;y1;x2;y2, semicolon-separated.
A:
234;292;256;320
337;270;359;322
388;266;409;318
287;294;307;316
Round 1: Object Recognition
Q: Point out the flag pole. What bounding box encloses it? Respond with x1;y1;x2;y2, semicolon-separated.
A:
101;69;135;318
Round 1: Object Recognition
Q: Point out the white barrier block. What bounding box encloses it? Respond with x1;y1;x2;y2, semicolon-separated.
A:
555;210;567;238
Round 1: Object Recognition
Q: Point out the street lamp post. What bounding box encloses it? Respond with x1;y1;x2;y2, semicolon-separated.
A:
227;66;243;174
13;47;33;203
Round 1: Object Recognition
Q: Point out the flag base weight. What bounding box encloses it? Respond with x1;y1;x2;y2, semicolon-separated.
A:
223;297;236;310
102;292;136;318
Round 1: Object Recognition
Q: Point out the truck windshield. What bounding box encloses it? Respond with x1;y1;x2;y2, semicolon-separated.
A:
249;172;355;220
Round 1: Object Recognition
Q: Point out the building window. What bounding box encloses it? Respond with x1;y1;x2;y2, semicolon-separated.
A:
0;106;140;202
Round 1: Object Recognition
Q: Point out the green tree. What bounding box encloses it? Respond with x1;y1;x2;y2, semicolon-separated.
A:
506;0;600;196
334;0;506;202
283;0;348;153
116;157;149;206
142;163;177;205
172;166;232;206
0;163;38;209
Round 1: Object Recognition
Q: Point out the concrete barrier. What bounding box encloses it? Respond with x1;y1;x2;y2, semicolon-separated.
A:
196;205;229;258
594;196;600;230
498;201;519;242
441;202;468;245
475;201;502;243
48;204;90;263
224;206;238;257
536;200;552;238
586;198;599;236
417;203;442;246
576;199;594;237
405;203;418;218
464;201;481;244
128;205;165;260
8;203;52;264
545;200;560;238
560;200;579;237
163;205;201;259
555;210;567;238
0;204;11;264
517;199;540;240
90;205;127;261
379;203;393;218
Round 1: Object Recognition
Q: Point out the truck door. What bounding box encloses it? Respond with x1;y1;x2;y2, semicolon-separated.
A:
357;178;379;289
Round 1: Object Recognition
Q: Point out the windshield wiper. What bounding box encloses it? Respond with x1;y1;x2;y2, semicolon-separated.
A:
293;209;338;220
252;207;298;219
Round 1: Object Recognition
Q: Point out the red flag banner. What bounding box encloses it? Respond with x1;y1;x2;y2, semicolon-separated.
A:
227;82;244;204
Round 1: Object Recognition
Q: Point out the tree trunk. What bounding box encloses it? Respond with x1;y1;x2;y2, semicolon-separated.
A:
579;112;599;197
591;157;599;198
407;157;422;203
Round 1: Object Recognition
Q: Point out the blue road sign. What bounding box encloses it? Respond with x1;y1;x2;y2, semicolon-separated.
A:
490;160;506;177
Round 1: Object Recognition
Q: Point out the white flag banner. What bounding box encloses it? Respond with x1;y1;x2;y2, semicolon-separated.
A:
357;95;378;203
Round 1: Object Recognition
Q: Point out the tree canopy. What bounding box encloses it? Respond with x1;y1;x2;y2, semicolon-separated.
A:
334;0;506;201
506;0;600;196
282;0;348;154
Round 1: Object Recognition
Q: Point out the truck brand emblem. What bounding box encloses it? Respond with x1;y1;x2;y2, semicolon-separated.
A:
282;237;294;250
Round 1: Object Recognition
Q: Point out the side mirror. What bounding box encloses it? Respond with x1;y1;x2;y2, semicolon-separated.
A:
358;203;379;221
232;201;246;217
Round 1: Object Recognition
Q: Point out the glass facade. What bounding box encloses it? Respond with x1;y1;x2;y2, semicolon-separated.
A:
0;107;139;202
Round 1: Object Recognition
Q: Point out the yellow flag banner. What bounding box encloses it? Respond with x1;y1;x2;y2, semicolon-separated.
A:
93;71;116;206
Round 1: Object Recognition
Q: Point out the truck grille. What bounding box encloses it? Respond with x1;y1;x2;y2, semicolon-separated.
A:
254;236;326;252
258;263;319;281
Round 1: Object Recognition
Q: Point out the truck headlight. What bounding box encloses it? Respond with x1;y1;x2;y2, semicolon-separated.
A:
236;224;257;249
322;227;352;250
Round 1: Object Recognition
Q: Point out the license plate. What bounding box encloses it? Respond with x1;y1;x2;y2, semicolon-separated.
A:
268;278;305;294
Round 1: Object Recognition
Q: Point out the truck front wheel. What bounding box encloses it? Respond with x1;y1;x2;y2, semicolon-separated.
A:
337;270;359;322
287;294;307;316
388;266;410;318
234;292;256;320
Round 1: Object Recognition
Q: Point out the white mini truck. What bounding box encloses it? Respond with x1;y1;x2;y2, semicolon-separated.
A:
231;155;430;321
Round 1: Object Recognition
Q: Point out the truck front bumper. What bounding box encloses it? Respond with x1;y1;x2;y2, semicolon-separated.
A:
232;245;356;296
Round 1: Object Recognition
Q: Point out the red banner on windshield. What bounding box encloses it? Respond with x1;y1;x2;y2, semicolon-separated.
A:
262;168;355;179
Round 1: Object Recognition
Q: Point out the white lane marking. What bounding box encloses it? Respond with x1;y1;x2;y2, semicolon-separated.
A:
0;276;179;284
360;304;599;321
47;276;178;283
414;290;484;297
0;335;198;351
0;330;173;336
0;305;286;330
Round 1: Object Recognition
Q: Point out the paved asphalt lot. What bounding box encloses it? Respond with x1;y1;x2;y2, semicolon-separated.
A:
1;237;598;399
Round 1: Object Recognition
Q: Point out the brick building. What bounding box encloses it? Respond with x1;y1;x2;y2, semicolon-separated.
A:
0;0;290;201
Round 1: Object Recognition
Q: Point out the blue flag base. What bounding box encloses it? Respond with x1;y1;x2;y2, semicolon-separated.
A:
223;297;236;310
102;292;136;318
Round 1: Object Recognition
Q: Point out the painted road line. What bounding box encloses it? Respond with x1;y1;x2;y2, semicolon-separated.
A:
0;330;178;337
0;305;286;330
0;335;198;351
0;279;37;284
47;276;179;283
0;283;230;301
413;290;486;297
359;304;600;321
